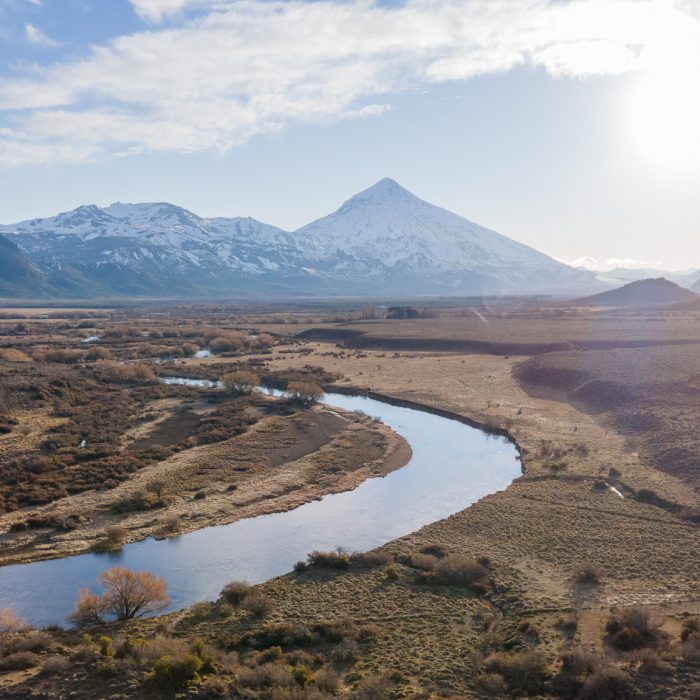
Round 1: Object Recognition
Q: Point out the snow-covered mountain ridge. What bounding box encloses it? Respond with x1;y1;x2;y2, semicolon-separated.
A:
0;179;597;297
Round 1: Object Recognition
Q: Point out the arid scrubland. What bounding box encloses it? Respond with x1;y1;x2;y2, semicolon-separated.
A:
0;303;699;698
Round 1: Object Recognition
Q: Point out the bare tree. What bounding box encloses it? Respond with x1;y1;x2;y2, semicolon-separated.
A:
67;589;108;626
287;380;324;406
68;567;170;625
222;369;259;396
146;479;167;501
0;608;29;634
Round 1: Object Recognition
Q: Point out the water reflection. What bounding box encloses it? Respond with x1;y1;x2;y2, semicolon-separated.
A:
0;393;520;627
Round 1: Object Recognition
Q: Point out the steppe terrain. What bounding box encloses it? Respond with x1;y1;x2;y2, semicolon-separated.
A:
0;302;699;699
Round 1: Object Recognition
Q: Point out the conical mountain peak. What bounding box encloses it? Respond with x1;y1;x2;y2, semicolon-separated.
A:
0;178;598;297
338;178;419;212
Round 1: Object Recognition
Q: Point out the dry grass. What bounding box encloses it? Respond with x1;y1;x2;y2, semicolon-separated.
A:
2;307;700;699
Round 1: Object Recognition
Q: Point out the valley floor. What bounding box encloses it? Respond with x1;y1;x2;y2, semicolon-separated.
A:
1;309;699;698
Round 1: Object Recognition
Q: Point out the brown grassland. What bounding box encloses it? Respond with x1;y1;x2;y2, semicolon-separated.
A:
0;302;699;699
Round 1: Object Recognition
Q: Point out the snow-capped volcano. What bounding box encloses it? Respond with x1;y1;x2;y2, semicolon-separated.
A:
0;179;597;298
297;178;594;294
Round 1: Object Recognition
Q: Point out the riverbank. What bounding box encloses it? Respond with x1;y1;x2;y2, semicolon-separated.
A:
265;345;700;604
0;400;411;567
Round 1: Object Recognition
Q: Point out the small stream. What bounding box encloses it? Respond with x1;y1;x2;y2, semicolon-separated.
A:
0;390;521;627
159;376;223;388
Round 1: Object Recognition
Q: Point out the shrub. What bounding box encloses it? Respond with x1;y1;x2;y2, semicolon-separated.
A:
94;361;156;384
475;672;508;696
209;335;246;353
238;622;314;649
0;651;39;671
307;549;350;569
356;624;381;643
111;489;164;514
219;581;251;606
351;673;393;698
0;608;29;634
313;617;354;642
41;656;71;674
349;550;393;567
315;669;340;693
682;617;700;642
552;647;599;697
292;664;315;687
0;414;18;435
331;638;359;663
146;480;166;500
577;666;638;700
628;648;672;674
431;555;488;589
606;606;666;650
104;525;128;546
409;553;438;571
681;618;700;659
84;346;113;361
560;647;598;676
134;634;186;666
419;544;447;559
574;562;605;584
484;651;548;695
98;635;113;657
238;661;292;689
242;593;272;618
636;488;661;505
2;630;53;654
42;349;84;364
145;652;203;689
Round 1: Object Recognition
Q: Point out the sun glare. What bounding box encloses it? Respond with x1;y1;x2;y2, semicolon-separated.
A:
626;23;700;173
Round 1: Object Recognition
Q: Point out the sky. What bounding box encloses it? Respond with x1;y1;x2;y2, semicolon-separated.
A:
0;0;699;271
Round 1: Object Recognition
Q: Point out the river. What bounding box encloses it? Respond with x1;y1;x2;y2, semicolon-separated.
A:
0;391;521;627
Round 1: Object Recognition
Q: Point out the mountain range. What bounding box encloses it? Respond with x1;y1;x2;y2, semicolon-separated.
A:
0;178;599;299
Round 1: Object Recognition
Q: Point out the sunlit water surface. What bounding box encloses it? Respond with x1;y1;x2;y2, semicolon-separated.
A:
0;392;520;627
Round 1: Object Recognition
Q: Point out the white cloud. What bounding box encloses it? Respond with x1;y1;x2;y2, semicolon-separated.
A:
1;0;699;165
24;22;59;46
602;257;662;270
130;0;195;22
560;256;667;271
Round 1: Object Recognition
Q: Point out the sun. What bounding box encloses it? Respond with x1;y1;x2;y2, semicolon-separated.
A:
625;27;700;173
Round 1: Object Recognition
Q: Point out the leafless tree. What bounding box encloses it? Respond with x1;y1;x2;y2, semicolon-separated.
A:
287;380;323;406
222;369;259;395
68;566;170;625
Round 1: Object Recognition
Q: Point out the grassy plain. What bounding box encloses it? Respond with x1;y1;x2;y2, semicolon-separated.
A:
1;304;699;698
